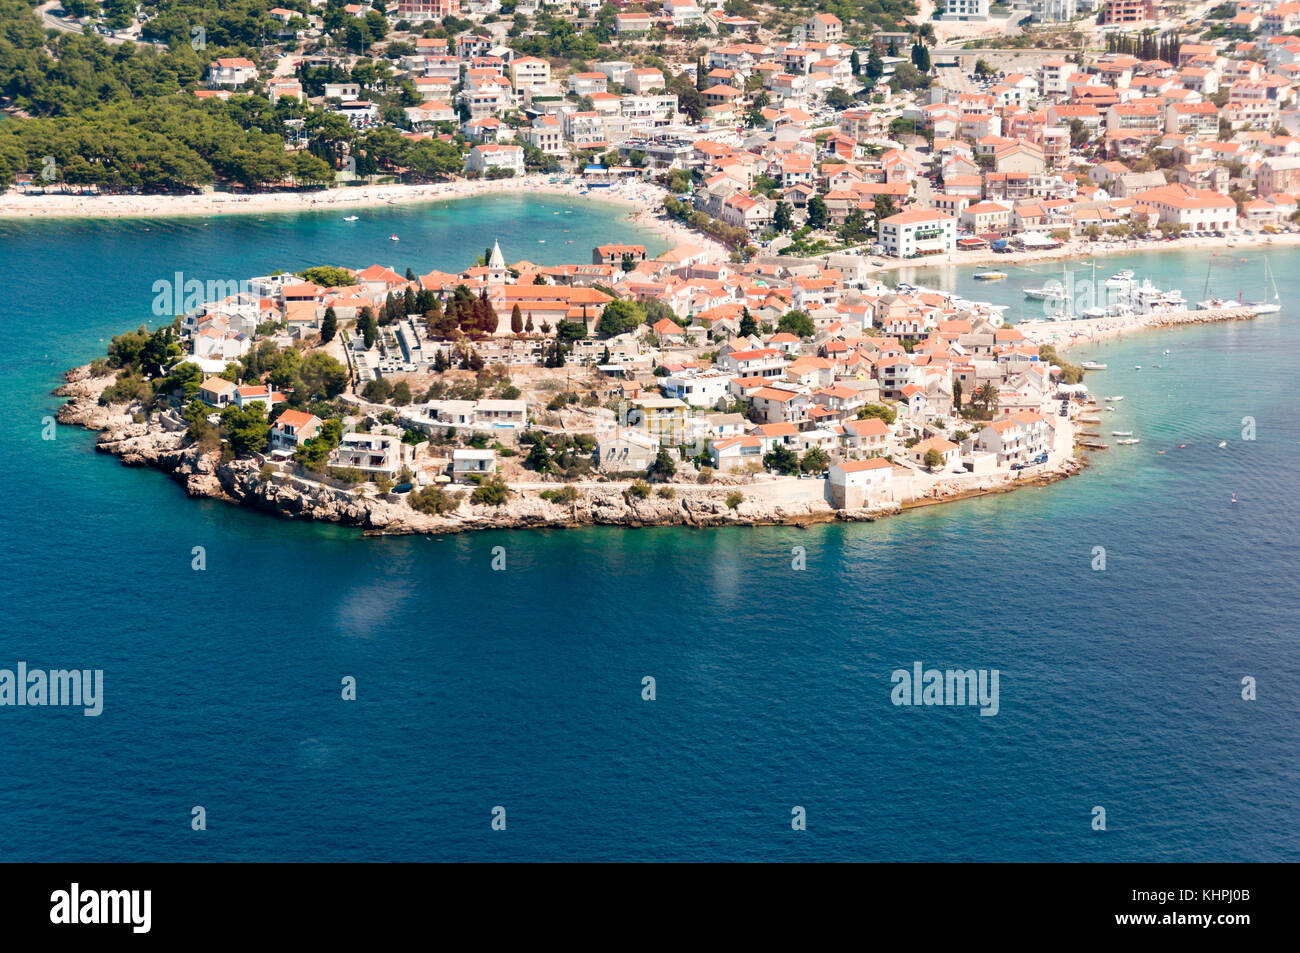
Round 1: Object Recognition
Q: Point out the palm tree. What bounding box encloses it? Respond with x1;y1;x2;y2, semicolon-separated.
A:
974;382;998;412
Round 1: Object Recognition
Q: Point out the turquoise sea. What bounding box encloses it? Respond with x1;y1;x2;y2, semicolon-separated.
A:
1;204;1297;861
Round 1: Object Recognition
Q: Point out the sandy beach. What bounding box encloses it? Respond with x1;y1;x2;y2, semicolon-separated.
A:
0;174;729;261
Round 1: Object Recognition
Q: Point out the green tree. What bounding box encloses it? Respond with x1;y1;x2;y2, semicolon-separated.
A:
220;405;270;458
866;49;884;82
358;307;378;349
806;194;828;229
911;42;931;73
648;447;677;481
300;352;348;399
763;444;800;475
469;476;511;506
777;310;815;338
321;307;338;344
773;201;794;233
857;403;897;424
800;446;830;474
739;307;759;337
597;299;646;338
525;440;556;473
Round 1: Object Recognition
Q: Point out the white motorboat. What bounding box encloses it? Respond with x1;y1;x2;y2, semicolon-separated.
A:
1104;395;1124;402
1116;438;1141;445
1080;361;1107;370
343;215;359;222
1024;284;1068;302
1112;431;1133;436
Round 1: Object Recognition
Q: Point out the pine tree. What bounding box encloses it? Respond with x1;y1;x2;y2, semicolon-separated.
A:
359;307;377;349
866;49;884;82
404;286;416;318
321;306;338;344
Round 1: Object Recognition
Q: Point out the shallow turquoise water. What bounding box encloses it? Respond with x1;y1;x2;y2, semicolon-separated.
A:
1;219;1297;861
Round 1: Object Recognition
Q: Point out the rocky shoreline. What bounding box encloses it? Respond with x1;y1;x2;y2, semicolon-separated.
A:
55;366;1082;537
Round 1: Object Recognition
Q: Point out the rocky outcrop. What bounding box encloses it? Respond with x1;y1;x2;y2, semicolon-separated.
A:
55;364;1076;537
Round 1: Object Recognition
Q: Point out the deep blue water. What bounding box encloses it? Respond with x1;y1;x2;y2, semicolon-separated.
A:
1;210;1297;861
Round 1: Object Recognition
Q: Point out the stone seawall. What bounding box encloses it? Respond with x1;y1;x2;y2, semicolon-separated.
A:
1145;307;1256;328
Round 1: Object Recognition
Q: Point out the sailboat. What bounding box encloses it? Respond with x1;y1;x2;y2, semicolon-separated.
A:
1196;257;1231;310
1246;258;1281;314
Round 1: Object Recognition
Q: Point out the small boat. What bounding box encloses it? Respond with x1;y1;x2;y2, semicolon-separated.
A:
1079;361;1107;370
1112;431;1133;436
1218;441;1227;448
1231;493;1237;503
1104;395;1124;402
389;233;399;242
1246;257;1281;314
343;215;359;222
1116;438;1140;445
974;271;1007;281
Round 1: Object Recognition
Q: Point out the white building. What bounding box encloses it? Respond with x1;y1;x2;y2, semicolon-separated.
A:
510;56;551;90
208;57;258;87
877;209;957;259
943;0;990;19
660;371;734;408
451;448;497;480
1032;0;1076;21
467;144;526;177
827;458;894;508
331;433;406;478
